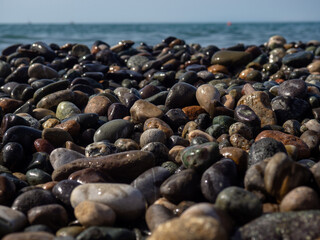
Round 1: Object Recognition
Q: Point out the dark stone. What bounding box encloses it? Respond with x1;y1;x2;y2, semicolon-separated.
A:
141;142;169;165
131;166;171;205
11;189;56;214
163;108;189;131
282;51;314;68
160;169;201;203
201;159;238;203
2;142;25;171
278;79;307;99
165;82;197;109
248;138;287;167
76;226;135;240
26;168;52;185
52;180;80;206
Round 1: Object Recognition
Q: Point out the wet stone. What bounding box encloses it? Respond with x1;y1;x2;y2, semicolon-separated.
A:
84;95;112;116
26;168;52;185
42;128;73;148
11;188;56;214
211;50;252;68
145;204;174;232
85;141;117;157
160;169;201;204
76;226;135;240
74;200;116;227
52;180;81;206
282;51;314;68
27;204;68;231
131;166;171;205
0;206;27;237
70;183;146;221
196;84;220;117
36;89;75;109
278;79;307;98
141;142;169;165
114;138;140;152
201;159;238;203
130;99;163;124
28;63;58;79
107;103;129;121
69;168;113;184
50;148;85;170
139;128;166;148
2;142;25;171
165;82;197;109
56;101;81;120
3;231;55;240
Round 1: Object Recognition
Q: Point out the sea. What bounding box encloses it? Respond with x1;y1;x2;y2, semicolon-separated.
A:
1;22;320;52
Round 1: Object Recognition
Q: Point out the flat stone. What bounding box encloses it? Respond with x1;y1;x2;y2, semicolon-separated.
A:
70;183;146;221
282;51;314;68
36;89;75;109
130;99;163;124
74;200;116;227
52;150;155;182
255;130;310;159
76;226;135;240
211;50;252;67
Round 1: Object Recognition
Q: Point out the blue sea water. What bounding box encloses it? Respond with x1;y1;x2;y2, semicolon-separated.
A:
0;22;320;52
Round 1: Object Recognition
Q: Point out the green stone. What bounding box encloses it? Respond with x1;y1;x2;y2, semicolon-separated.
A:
26;168;52;185
181;142;220;172
212;115;236;130
211;50;252;67
161;161;179;174
56;101;81;120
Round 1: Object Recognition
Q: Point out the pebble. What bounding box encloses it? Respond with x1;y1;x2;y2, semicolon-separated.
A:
74;200;116;227
2;231;55;240
1;36;320;239
149;216;227;240
70;183;146;221
0;205;27;237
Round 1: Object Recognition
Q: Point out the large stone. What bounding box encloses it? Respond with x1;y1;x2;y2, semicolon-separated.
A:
52;150;155;182
28;63;58;79
237;91;277;127
0;206;27;237
211;50;252;67
70;183;146;221
50;148;85;170
165;82;197;109
196;84;220;117
130;99;163;124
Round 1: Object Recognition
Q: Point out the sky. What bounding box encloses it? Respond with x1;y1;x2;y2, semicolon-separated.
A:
0;0;319;23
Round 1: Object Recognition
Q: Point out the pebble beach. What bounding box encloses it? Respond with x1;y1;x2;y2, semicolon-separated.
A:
0;35;320;240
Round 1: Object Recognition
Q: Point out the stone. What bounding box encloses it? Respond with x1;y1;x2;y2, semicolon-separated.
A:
141;142;169;165
201;159;238;203
307;60;320;73
144;117;173;138
255;130;310;159
11;189;56;214
182;106;206;121
50;148;85;170
139;128;166;147
114;138;139;152
149;216;227;240
264;152;314;202
76;226;135;240
160;169;201;203
36;89;74;109
54;119;81;138
2;231;55;240
42;128;73;147
52;150;155;182
236;210;320;240
26;169;52;185
139;85;161;99
85;141;117;157
248;137;287;167
93;119;134;143
0;176;16;205
84;95;112;116
70;183;146;221
0;205;27;237
34;138;55;154
181;142;220;172
30;41;56;60
131;166;171;205
220;147;248;176
0;98;23;114
130;99;163;124
165;82;197;109
145;204;174;231
28;63;58;79
127;55;149;69
280;186;320;212
71;44;90;58
56;101;81;120
1;113;30;136
69;168;112;184
56;226;84;238
107;103;129;121
237;91;276;127
215;186;262;225
282;51;314;68
74;200;116;227
27;204;68;231
52;180;80;206
2;142;25;171
33;80;70;105
278;79;307;98
196;84;220;117
211;50;252;67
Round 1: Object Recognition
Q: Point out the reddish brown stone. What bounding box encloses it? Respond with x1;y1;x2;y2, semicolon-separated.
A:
84;95;112;116
255;130;310;159
220;147;248;176
182;106;206;121
54;120;81;138
65;141;86;155
144;118;173;138
239;68;254;79
207;64;229;74
0;98;23;114
34;138;55;154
